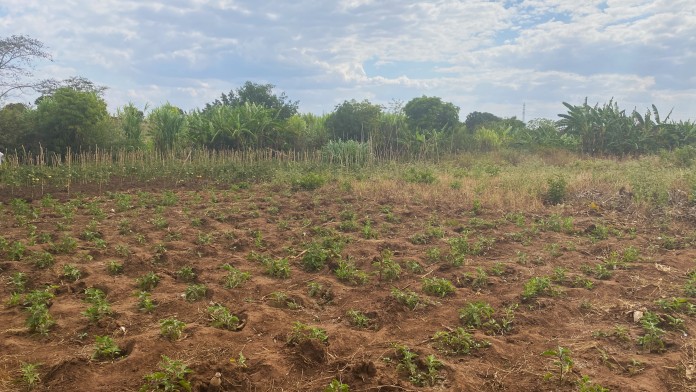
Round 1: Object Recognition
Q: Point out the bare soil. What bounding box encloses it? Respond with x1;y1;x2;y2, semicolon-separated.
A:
0;181;694;391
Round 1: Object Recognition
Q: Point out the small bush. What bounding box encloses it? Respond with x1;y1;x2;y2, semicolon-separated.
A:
544;175;567;205
403;167;437;184
291;172;326;191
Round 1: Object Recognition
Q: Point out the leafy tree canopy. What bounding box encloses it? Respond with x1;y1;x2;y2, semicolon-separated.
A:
403;96;459;132
33;87;110;153
207;81;298;121
326;99;383;142
464;111;502;132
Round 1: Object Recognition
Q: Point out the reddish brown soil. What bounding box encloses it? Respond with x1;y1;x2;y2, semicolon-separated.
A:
0;181;694;391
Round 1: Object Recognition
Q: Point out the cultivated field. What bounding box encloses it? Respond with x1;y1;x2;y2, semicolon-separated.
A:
0;151;695;391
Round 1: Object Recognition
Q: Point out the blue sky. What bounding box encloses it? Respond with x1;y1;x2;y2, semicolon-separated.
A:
1;0;694;121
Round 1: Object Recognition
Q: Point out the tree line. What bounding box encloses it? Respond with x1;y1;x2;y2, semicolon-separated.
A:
1;35;695;159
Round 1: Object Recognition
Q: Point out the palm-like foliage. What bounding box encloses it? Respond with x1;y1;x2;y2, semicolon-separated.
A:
558;99;677;155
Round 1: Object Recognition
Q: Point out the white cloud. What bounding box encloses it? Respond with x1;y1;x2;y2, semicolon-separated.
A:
0;0;694;120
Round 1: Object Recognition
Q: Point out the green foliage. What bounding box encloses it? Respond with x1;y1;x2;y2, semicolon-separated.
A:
93;335;121;360
19;362;42;390
136;291;156;312
262;256;291;279
522;276;554;301
390;288;424;310
269;291;301;309
422;277;455;297
136;272;161;291
373;250;401;281
637;311;666;353
159;317;186;341
301;242;332;272
210;81;298;121
117;102;145;148
346;309;373;329
404;96;459;132
458;301;495;329
577;375;609;392
393;345;443;387
403;166;436;184
9;272;28;293
50;236;78;254
62;264;81;281
183;284;207;302
207;304;241;330
324;379;350;392
7;240;25;260
322;140;370;165
148;103;186;152
25;303;54;335
287;321;328;345
28;250;54;269
106;260;124;275
82;288;112;322
432;327;489;355
326;99;382;142
542;346;573;383
290;172;326;191
334;258;369;285
33;87;112;153
544;175;567;205
221;264;251;289
175;266;196;282
140;355;192;392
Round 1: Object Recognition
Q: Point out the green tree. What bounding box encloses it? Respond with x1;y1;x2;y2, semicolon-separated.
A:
208;81;298;121
464;111;501;132
148;103;186;152
326;99;383;142
33;87;112;153
0;103;32;150
403;96;459;132
117;102;146;149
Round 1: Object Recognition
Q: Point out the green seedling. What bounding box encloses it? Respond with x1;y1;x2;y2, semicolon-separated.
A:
159;317;186;341
422;277;455;297
140;355;192;392
93;335;121;360
432;327;489;355
207;304;242;330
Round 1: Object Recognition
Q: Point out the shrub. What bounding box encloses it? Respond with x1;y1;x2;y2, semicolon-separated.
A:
403;167;437;184
291;172;326;191
544;175;567;205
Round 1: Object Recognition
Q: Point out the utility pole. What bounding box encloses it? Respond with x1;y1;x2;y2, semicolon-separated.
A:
522;102;526;123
